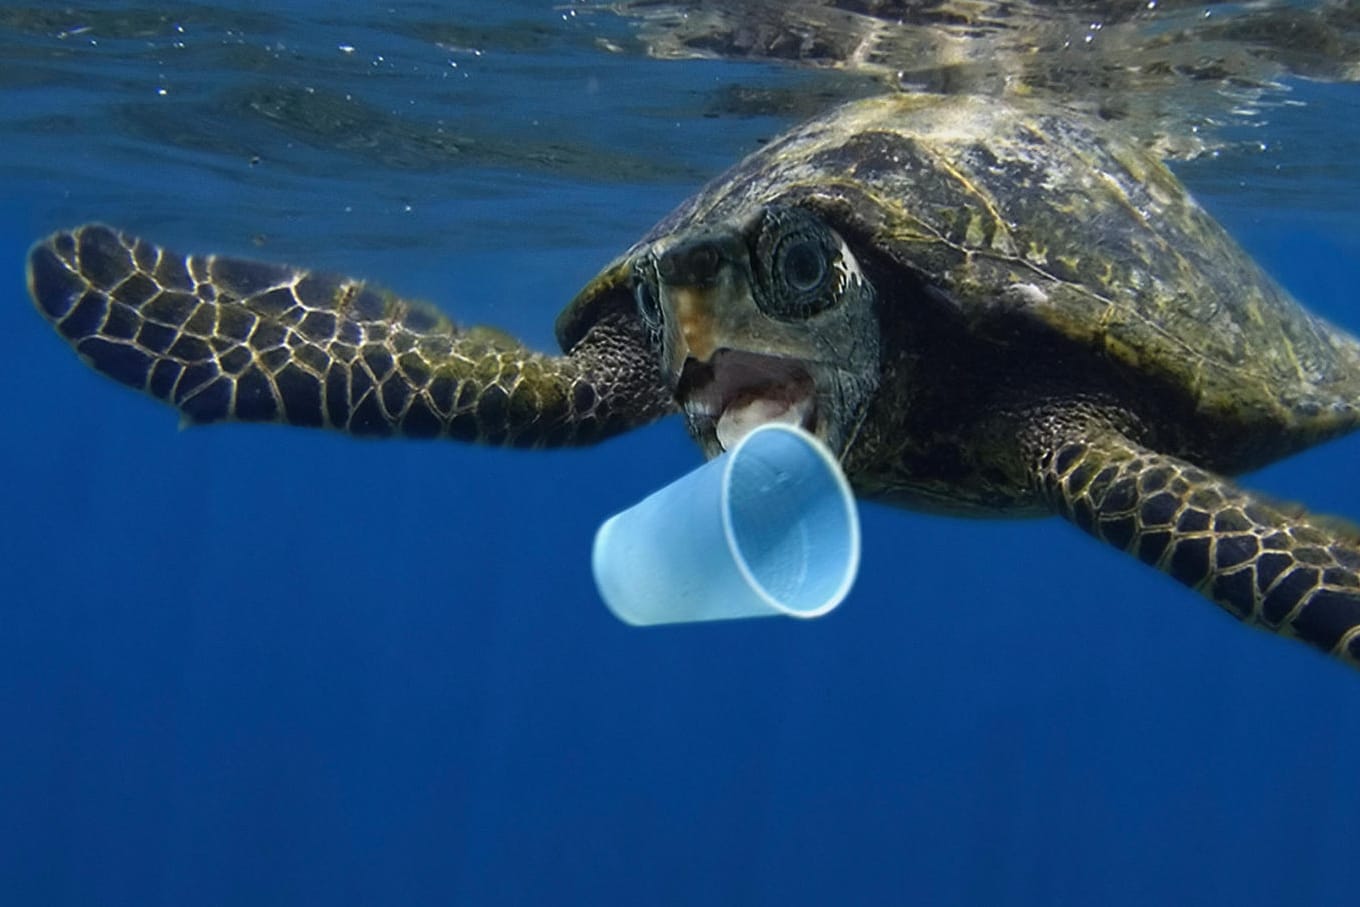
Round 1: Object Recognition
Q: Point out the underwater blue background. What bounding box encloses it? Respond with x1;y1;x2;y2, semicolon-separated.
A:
2;3;1360;905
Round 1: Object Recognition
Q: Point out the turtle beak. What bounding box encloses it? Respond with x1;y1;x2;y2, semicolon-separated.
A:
653;233;746;379
629;210;880;460
646;232;821;455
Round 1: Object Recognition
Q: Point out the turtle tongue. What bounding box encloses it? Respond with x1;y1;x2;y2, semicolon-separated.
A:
677;350;819;452
715;391;815;451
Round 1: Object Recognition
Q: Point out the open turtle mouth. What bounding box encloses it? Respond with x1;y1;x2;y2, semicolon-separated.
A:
675;350;818;452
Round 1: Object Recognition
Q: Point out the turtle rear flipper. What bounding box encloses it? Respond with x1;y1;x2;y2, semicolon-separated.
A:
27;225;672;447
1033;423;1360;668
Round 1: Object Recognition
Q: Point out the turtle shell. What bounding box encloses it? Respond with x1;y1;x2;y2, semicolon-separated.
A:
558;93;1360;469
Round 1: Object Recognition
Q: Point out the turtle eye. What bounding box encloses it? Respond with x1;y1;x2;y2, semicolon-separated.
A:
778;237;828;293
634;278;663;331
752;206;840;322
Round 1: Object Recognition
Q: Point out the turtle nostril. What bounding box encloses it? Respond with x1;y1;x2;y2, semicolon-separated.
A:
658;240;724;286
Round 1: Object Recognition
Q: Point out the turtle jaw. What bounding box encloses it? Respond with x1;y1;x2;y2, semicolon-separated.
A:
676;350;822;456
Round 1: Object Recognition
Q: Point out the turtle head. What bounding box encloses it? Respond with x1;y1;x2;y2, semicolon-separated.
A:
632;204;880;458
556;203;881;459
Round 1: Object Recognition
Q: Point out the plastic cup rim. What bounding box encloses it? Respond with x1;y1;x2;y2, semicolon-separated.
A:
718;422;861;619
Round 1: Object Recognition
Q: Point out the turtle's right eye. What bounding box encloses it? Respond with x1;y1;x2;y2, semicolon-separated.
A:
634;278;663;330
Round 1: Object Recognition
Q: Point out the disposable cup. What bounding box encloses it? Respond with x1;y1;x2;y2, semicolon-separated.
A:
592;423;860;625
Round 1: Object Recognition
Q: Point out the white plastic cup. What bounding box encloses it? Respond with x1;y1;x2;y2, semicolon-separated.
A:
592;423;860;626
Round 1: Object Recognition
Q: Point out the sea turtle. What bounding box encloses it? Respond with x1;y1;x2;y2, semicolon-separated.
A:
25;92;1360;669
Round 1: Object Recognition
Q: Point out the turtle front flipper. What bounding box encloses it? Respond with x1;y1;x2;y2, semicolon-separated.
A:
1031;426;1360;668
27;225;672;446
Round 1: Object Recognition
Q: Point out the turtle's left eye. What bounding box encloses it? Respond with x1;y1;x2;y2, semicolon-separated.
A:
778;237;828;293
752;206;840;322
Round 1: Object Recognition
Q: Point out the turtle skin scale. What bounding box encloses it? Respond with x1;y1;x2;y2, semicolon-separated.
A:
26;225;672;447
26;93;1360;671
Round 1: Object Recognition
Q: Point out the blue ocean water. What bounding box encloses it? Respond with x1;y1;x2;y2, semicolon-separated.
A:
2;3;1360;905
